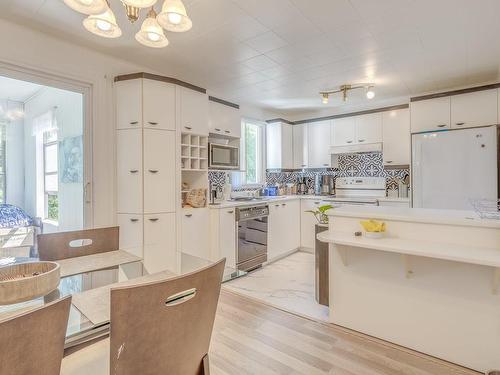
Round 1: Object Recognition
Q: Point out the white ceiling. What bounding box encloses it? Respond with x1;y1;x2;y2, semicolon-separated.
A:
1;0;500;116
0;76;43;102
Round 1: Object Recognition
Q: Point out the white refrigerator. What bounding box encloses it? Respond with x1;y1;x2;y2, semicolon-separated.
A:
412;125;498;210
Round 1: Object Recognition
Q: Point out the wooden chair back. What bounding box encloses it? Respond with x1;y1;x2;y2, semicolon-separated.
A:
109;258;226;375
0;296;71;375
38;227;119;261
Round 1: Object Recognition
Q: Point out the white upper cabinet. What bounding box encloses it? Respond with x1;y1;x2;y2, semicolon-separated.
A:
143;129;176;214
208;100;241;138
116;79;142;129
332;117;355;146
450;89;498;129
382;109;410;166
117;129;143;213
266;122;293;169
355;113;382;143
143;79;176;130
180;87;208;135
307;120;332;168
293;123;308;169
410;96;450;133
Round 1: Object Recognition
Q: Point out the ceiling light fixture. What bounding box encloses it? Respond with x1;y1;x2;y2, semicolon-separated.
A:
157;0;193;32
366;86;375;99
136;8;169;48
83;6;122;38
64;0;193;47
63;0;107;15
320;83;375;104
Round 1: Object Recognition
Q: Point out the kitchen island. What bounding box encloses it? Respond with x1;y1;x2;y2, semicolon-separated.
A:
317;205;500;373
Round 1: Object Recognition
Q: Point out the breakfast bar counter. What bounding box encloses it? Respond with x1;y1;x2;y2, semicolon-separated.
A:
318;206;500;373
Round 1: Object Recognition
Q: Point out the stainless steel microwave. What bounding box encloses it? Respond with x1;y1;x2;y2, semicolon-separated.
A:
209;143;240;170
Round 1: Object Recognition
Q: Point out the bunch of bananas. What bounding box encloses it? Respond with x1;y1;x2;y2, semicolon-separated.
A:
360;219;386;233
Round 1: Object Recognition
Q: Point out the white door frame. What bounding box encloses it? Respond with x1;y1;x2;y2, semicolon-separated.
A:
0;60;94;228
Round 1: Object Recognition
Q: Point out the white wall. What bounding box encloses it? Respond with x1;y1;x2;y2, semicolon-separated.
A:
23;87;83;232
0;18;149;228
5;117;24;207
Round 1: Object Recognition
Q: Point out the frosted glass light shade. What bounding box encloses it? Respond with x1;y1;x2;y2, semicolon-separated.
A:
136;15;169;48
63;0;107;15
122;0;158;8
83;8;122;38
157;0;192;32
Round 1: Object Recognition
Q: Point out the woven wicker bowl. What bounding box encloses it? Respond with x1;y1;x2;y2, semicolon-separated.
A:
0;262;60;305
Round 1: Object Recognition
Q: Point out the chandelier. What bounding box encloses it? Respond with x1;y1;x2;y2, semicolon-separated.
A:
320;83;375;104
62;0;192;48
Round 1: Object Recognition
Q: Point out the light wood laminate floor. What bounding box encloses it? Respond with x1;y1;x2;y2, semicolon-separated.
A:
211;290;480;375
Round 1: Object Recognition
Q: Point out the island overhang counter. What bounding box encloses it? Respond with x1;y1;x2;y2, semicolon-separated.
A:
317;205;500;373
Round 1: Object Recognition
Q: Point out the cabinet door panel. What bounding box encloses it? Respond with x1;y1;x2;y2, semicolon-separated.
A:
117;129;142;213
267;203;281;260
332;117;356;146
356;113;382;143
143;213;176;273
209;101;241;137
293;124;308;169
282;199;300;252
219;208;236;269
116;79;142;130
117;214;143;258
300;199;322;249
181;88;208;135
143;79;176;130
410;97;450;133
182;208;210;259
382;109;410;166
266;122;282;169
143;130;176;213
307;121;331;168
281;123;294;169
451;89;498;129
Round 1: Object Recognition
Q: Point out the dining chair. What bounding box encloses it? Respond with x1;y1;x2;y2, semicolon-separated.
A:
38;227;119;261
61;258;226;375
0;296;71;375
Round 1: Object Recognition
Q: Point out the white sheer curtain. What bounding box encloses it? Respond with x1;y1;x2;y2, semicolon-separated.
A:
31;108;57;136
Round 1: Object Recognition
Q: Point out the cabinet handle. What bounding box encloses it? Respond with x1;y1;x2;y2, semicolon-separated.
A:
274;204;280;207
227;210;234;214
148;121;158;126
130;218;139;222
314;202;320;204
224;130;230;134
148;218;159;222
281;203;286;206
346;140;353;144
386;160;393;164
184;126;192;130
358;139;365;143
455;122;465;126
129;121;139;125
148;169;159;174
301;164;307;167
185;214;192;218
215;128;221;131
437;124;447;128
323;163;329;167
130;170;139;174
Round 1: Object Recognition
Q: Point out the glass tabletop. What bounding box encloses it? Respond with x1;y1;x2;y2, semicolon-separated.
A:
0;253;240;347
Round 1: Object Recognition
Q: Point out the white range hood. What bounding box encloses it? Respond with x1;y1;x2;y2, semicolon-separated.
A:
330;142;382;155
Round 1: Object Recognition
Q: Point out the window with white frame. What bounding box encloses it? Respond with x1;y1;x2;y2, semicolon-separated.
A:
43;129;58;222
233;118;265;187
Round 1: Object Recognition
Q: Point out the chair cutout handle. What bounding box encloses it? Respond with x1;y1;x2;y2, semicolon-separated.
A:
69;239;93;248
165;288;197;307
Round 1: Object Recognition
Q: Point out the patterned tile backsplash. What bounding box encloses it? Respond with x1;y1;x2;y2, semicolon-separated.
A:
208;152;409;195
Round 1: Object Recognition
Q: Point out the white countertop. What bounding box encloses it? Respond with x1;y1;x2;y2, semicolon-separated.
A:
317;230;500;267
327;205;500;229
208;194;409;209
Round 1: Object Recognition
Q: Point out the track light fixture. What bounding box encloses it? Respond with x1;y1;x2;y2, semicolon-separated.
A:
320;83;375;104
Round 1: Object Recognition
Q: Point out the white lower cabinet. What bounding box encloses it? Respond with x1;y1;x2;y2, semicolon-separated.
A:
143;213;176;274
209;208;236;269
268;199;300;261
182;208;210;259
117;214;143;258
300;199;331;250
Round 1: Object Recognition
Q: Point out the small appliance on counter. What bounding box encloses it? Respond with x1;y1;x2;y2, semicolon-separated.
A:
297;177;308;195
320;175;335;195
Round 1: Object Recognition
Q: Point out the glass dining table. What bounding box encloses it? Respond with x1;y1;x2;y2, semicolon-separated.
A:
0;253;240;348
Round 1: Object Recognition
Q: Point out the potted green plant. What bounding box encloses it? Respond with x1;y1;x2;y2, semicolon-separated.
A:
306;204;333;224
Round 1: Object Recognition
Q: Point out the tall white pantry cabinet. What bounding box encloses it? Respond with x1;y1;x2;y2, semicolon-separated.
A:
115;76;180;274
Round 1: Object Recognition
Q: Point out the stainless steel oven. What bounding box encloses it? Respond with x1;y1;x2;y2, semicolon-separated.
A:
235;205;268;272
209;143;240;170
